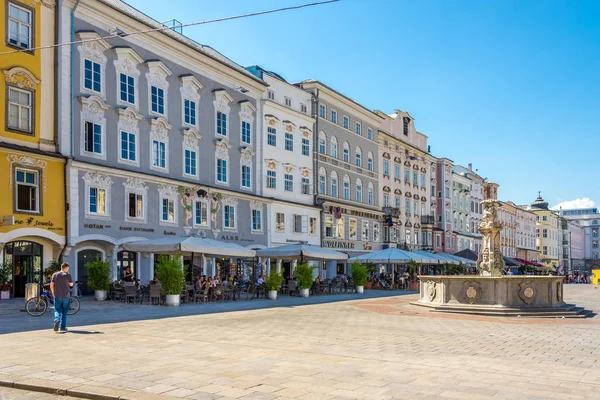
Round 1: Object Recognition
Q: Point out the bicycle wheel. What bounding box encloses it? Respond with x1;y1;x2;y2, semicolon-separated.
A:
67;297;80;315
25;297;47;317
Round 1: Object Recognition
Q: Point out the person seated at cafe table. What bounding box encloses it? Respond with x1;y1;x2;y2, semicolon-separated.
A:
150;276;160;285
122;266;133;282
256;274;265;285
213;275;220;285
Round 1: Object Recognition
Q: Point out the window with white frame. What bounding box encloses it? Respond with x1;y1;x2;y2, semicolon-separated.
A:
285;132;293;151
367;152;373;171
146;61;171;117
151;86;165;115
267;90;275;100
362;221;369;241
301;177;310;195
84;121;102;155
184;99;196;126
180;75;202;128
367;127;373;140
325;215;333;237
239;101;256;145
185;149;197;176
161;198;175;223
252;209;262;231
319;135;326;154
302;138;310;156
14;168;39;213
343;115;349;129
396;196;401;208
217;111;227;136
349;219;357;240
343;142;349;163
194;200;208;226
310;217;317;235
8;3;31;49
343;177;350;200
331;173;338;197
267;127;276;146
120;131;136;163
301;103;307;114
383;161;389;176
355;122;361;135
83;172;111;218
242;165;251;188
383;193;389;207
114;48;142;108
267;170;276;189
405;169;410;182
319;169;326;194
284;174;293;192
152;140;166;169
119;73;135;105
127;192;144;220
368;184;374;205
356;180;362;203
285;97;292;107
294;214;308;234
84;59;101;93
331;109;337;124
276;212;285;232
331;138;338;158
217;158;227;183
8;87;32;133
355;148;362;167
319;104;326;118
394;165;400;179
88;186;106;216
213;89;233;137
242;121;251;144
224;205;235;229
116;107;141;166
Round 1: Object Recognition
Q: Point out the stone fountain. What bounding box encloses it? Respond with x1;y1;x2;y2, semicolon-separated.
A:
413;182;590;318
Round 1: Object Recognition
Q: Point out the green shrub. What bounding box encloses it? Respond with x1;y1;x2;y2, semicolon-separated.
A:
85;260;112;291
155;255;185;295
265;269;283;292
364;262;377;275
0;263;12;285
295;263;314;290
350;261;368;286
44;261;61;281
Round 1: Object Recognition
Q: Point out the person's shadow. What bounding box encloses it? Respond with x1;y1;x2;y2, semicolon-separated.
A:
67;330;104;335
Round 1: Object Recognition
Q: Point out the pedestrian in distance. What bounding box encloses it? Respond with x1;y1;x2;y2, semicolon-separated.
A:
50;262;74;333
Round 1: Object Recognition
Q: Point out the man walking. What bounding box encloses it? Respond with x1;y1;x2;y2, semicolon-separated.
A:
50;262;73;333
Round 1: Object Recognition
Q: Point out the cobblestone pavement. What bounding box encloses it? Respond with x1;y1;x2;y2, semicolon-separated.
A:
0;285;599;400
0;387;76;399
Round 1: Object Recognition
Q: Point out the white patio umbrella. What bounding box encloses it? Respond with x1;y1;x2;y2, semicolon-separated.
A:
121;236;256;258
255;244;348;262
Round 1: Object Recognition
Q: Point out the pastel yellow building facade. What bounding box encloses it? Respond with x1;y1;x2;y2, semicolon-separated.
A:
530;194;559;270
1;0;65;298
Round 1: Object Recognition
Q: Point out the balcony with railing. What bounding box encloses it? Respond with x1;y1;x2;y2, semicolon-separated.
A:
421;215;435;225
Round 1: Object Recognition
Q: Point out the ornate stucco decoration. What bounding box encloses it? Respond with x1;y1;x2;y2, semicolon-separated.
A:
283;120;296;132
265;114;280;127
300;168;310;178
117;107;143;132
177;186;197;229
283;163;295;174
249;200;264;211
182;128;201;151
221;195;239;207
383;186;391;193
214;138;232;159
113;47;142;78
7;154;48;191
82;171;112;187
209;191;223;233
123;177;148;192
405;192;412;198
383;152;391;159
239;100;256;122
180;75;203;102
149;117;172;142
404;161;411;167
426;280;436;301
394;189;402;195
80;95;110;123
462;281;482;304
146;60;171;89
76;32;110;65
518;282;536;305
421;167;427;173
3;67;40;90
300;126;312;137
14;0;56;8
239;146;255;166
476;182;506;277
413;164;419;171
265;159;279;170
213;89;233;114
405;222;412;227
158;184;179;198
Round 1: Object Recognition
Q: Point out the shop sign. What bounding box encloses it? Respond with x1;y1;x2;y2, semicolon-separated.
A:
322;240;355;249
163;230;177;236
220;234;254;243
119;226;154;232
1;216;14;226
286;239;308;244
14;217;63;231
84;223;110;230
323;205;380;220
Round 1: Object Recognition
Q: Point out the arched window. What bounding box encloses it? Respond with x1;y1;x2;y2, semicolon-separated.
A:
318;167;326;194
330;136;338;158
343;141;349;163
368;182;374;205
318;131;326;154
343;175;350;200
355;147;362;167
330;170;338;197
367;151;374;171
356;178;363;203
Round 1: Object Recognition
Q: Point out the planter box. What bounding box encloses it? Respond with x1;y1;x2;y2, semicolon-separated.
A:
299;288;309;298
408;282;419;291
364;282;372;290
267;290;277;300
0;291;10;300
356;286;364;294
165;294;180;306
95;290;108;301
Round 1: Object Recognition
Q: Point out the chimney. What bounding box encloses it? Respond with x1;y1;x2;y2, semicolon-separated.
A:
468;163;472;171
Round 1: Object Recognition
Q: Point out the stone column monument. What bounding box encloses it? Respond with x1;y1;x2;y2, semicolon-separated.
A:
476;181;505;277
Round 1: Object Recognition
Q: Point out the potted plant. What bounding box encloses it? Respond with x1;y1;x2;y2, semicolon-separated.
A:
350;261;368;294
85;260;112;301
364;262;376;290
155;255;185;306
295;263;314;298
0;263;11;299
265;268;283;300
407;260;420;291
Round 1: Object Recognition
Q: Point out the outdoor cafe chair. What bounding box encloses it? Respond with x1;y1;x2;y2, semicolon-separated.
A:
124;285;140;303
149;284;162;305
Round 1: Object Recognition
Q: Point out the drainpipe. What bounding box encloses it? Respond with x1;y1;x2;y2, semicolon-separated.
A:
70;0;82;159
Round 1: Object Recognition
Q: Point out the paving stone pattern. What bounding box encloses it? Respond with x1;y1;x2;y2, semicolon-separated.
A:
0;285;599;400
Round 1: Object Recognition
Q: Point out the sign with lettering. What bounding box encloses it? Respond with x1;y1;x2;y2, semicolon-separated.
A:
286;239;308;244
119;226;155;232
220;234;254;243
322;240;355;249
1;216;14;226
14;217;63;231
163;230;176;236
84;223;110;230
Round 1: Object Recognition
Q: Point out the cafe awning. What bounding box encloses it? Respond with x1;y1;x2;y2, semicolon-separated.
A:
413;250;461;265
255;244;348;261
121;237;256;258
348;248;438;264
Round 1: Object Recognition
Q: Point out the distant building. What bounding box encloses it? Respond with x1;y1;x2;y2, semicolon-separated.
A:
527;194;560;270
516;207;539;262
499;201;517;258
562;208;600;275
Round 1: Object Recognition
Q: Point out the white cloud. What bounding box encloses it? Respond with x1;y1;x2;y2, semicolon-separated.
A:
550;198;596;210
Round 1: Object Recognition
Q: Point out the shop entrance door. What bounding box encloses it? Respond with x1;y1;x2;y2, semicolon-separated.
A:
3;241;43;298
77;249;102;295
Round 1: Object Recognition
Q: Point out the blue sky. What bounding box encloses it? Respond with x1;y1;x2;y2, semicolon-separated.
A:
126;0;600;208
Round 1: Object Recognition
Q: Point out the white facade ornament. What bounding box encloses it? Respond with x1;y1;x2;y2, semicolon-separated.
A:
239;146;255;166
249;200;264;211
80;95;109;123
149;117;172;142
81;171;113;187
123;177;148;192
265;159;279;169
180;75;203;102
213;89;233;114
76;32;109;65
7;154;48;191
283;120;296;132
238;100;256;122
283;163;295;174
113;47;142;78
221;195;239;207
157;184;179;198
117;107;143;133
213;138;232;159
3;67;40;90
182;128;201;151
13;0;56;7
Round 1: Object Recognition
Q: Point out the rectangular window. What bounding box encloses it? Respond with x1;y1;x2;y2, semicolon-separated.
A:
319;175;326;194
184;99;196;126
368;158;373;171
383;193;389;207
310;217;317;235
284;174;293;192
368;188;373;205
343;181;350;200
8;87;32;132
301;178;310;195
118;131;135;162
367;128;373;140
294;215;306;233
302;138;310;156
84;121;102;154
284;97;292;107
119;73;135;104
161;198;175;222
343;148;349;163
356;185;362;203
152;140;166;168
542;216;548;222
362;221;369;241
421;174;425;187
343;116;349;129
194;201;208;226
325;215;333;237
276;212;285;232
242;165;251;188
319;138;326;154
445;187;450;198
8;3;31;49
383;161;389;176
405;169;410;182
413;172;418;185
355;122;361;135
349;219;357;240
224;205;235;229
543;246;548;255
355;153;361;167
543;229;548;238
267;170;276;189
84;59;101;92
217;158;227;183
319;104;326;118
395;196;401;208
184;149;197;176
252;209;262;231
15;169;38;212
593;241;599;249
88;187;106;215
301;103;307;114
128;193;143;219
242;121;251;144
331;110;337;124
267;127;276;146
335;217;345;239
151;86;164;114
216;111;227;136
394;165;400;179
405;199;411;214
267;90;275;100
331;178;338;197
285;133;294;151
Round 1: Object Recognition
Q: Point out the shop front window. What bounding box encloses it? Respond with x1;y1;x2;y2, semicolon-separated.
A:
3;241;42;298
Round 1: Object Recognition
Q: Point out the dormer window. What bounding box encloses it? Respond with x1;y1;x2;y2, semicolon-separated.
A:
267;90;275;100
403;116;410;136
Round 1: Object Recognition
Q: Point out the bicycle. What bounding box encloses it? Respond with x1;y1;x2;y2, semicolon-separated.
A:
25;284;80;317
